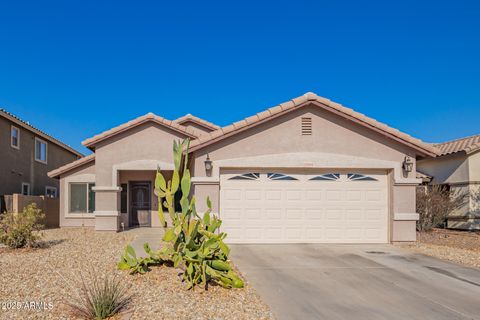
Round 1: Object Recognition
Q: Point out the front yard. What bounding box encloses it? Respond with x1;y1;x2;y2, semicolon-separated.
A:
0;228;273;320
403;228;480;268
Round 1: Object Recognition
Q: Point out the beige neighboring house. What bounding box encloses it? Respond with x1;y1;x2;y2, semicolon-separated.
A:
0;109;83;211
48;92;439;243
417;135;480;230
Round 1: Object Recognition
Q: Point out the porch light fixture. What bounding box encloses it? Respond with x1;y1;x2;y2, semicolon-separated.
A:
403;156;414;172
204;154;213;176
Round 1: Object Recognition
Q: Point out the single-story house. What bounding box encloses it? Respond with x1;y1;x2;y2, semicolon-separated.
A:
417;135;480;230
48;92;439;243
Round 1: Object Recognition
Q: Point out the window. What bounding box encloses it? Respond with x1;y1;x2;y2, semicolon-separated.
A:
120;183;128;214
70;183;95;213
346;173;377;181
35;138;47;163
11;126;20;149
228;173;260;180
45;186;57;198
21;183;30;195
310;173;341;181
267;173;298;181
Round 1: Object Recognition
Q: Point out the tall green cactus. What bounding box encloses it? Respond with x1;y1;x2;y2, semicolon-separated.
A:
119;138;244;290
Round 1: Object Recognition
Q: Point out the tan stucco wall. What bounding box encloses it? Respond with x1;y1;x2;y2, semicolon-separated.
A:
59;161;96;228
417;153;469;184
90;122;188;230
94;122;187;186
418;150;480;230
58;103;424;240
0;116;79;199
190;104;420;241
192;105;418;177
468;151;480;181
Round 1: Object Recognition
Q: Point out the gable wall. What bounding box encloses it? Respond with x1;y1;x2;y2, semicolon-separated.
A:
417;153;469;184
94;122;189;186
192;104;418;178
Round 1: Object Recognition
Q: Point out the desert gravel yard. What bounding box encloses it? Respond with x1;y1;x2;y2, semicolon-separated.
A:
402;229;480;268
0;228;273;320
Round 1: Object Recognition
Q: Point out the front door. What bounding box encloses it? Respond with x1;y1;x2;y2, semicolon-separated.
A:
129;181;151;227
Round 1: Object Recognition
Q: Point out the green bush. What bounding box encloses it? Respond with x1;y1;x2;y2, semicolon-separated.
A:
68;274;132;320
0;203;45;248
118;139;244;290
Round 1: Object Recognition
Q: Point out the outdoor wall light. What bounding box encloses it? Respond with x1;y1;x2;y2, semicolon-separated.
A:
403;156;414;172
204;154;213;176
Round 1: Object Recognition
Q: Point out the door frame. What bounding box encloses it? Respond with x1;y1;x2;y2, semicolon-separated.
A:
128;180;152;227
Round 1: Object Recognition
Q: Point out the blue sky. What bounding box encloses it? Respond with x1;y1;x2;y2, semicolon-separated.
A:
0;0;479;155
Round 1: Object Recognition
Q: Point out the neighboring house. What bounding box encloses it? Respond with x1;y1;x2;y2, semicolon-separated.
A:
0;109;83;211
417;135;480;230
48;92;438;243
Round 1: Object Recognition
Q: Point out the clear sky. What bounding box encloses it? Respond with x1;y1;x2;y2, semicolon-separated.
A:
0;0;479;155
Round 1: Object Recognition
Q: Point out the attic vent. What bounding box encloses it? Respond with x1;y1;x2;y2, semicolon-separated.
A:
301;117;312;135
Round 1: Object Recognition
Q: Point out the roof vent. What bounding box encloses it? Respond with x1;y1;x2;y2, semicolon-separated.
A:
301;117;312;135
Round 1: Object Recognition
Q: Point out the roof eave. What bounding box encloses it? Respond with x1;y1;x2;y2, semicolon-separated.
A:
0;109;83;158
48;155;95;178
189;99;439;158
82;117;198;148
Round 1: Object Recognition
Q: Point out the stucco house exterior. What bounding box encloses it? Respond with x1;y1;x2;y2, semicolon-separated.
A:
0;108;83;212
417;135;480;230
48;92;438;243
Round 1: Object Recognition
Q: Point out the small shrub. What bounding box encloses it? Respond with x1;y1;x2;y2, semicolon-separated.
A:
0;203;44;248
68;274;132;320
416;185;467;232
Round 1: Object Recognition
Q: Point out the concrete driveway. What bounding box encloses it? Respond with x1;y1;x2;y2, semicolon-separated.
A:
230;244;480;320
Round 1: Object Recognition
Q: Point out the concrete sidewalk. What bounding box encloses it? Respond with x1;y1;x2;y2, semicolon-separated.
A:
126;227;165;257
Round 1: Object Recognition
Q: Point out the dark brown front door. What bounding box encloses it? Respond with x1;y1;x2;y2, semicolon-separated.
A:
129;181;151;227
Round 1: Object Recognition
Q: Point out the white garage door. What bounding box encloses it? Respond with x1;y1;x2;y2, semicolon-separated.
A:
220;171;389;244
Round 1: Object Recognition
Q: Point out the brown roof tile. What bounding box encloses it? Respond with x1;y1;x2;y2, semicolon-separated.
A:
82;113;198;148
174;113;220;131
189;92;439;157
434;134;480;156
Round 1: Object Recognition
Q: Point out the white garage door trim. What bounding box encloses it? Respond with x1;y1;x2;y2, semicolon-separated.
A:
220;170;389;244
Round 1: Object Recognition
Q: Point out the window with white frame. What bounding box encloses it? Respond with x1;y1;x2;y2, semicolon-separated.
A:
11;125;20;149
35;138;47;163
69;183;95;213
45;186;57;198
21;183;30;195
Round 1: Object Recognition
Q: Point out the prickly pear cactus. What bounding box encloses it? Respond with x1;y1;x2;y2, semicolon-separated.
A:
118;138;244;290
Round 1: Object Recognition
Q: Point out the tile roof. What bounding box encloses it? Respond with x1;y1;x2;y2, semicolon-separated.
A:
48;153;95;178
82;112;199;149
434;134;480;156
174;114;220;131
189;92;439;157
0;108;83;157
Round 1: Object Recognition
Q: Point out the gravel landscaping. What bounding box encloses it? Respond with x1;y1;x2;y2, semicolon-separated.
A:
0;228;273;320
402;228;480;268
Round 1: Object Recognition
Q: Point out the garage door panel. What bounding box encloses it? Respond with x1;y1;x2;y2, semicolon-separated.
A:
265;190;282;200
286;228;303;239
220;171;388;244
245;190;262;200
286;190;303;200
306;190;322;200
